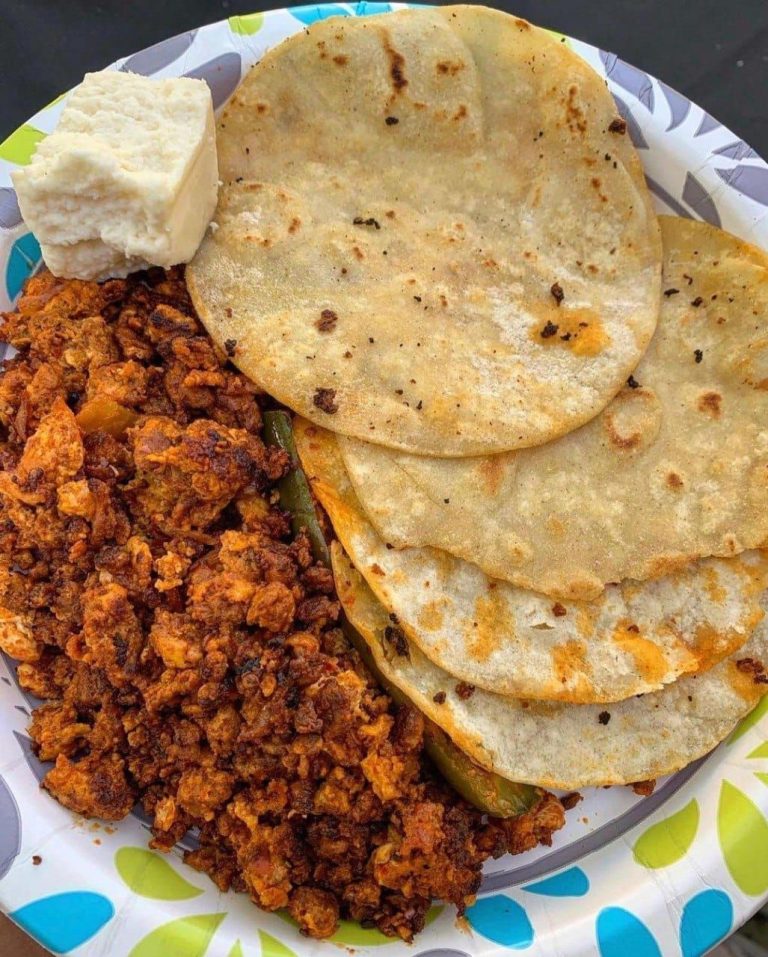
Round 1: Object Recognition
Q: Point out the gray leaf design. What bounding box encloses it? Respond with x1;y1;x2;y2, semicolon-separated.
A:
0;775;21;881
0;188;22;230
658;81;691;132
599;50;618;76
1;651;45;711
716;165;768;206
185;53;242;111
13;731;50;784
695;112;721;137
413;951;471;957
682;172;722;227
600;50;654;111
132;803;200;850
713;140;760;161
120;31;198;76
612;94;648;150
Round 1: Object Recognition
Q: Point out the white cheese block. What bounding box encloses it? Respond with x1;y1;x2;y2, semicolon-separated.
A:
12;70;219;281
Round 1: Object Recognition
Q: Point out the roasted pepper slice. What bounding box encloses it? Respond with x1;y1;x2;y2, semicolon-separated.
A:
263;409;540;818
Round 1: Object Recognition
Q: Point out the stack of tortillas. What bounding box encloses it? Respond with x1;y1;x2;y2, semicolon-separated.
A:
188;5;768;789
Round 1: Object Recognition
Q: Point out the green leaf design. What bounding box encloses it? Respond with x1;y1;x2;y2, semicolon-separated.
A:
259;930;297;957
229;13;265;35
276;904;442;946
129;913;226;957
115;847;203;900
633;799;700;869
747;741;768;760
128;914;227;957
0;124;46;165
543;28;569;46
717;781;768;896
228;942;245;957
756;773;768;788
729;695;768;743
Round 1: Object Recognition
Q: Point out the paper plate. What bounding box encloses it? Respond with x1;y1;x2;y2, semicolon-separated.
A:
1;6;768;956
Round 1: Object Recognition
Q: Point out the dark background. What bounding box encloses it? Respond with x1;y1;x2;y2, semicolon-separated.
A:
0;4;767;956
2;0;768;156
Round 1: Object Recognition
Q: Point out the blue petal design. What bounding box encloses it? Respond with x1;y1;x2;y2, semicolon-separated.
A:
290;4;352;24
5;232;41;301
184;53;242;111
596;908;661;957
120;31;198;76
694;112;721;137
0;188;22;230
682;172;721;226
465;895;534;949
600;52;654;111
10;892;114;953
612;94;648;150
716;165;768;207
679;890;733;957
713;140;760;160
0;775;21;880
523;866;589;898
355;1;392;12
658;81;691;132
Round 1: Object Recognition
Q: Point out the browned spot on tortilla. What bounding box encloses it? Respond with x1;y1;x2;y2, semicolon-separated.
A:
514;17;530;29
352;246;365;261
590;177;608;203
418;599;445;631
479;456;504;495
370;563;385;576
385;210;396;219
333;54;349;66
546;516;566;537
288;217;301;234
381;32;408;93
436;60;465;75
702;566;727;604
666;472;684;490
697;390;722;417
530;305;609;357
644;552;698;581
256;102;269;114
551;640;589;688
315;309;337;332
245;183;263;192
566;84;587;134
469;593;507;662
613;623;668;684
453;104;468;121
728;658;766;702
602;388;661;452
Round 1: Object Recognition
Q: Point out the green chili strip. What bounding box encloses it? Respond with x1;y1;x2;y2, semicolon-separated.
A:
263;409;540;818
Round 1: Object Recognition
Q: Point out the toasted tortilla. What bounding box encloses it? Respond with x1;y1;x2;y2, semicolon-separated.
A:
333;545;768;788
296;419;768;703
187;5;661;457
339;216;768;598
